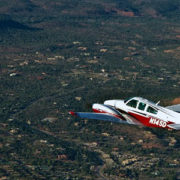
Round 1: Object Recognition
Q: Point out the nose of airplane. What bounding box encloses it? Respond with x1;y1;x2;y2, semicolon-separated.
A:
104;100;116;107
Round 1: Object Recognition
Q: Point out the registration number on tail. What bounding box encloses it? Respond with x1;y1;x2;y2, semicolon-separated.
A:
149;118;167;127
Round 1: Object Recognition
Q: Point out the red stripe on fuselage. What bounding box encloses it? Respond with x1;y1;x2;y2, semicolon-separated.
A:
128;111;173;129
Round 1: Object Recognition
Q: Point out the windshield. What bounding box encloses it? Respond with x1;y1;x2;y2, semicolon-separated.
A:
126;99;138;108
124;97;133;103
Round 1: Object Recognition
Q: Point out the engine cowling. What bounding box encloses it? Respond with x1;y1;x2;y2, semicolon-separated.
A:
92;103;122;118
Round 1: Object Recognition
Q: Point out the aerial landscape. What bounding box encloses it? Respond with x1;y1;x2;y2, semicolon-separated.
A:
0;0;180;179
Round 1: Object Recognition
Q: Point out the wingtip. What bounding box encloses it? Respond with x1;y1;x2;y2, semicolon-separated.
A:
69;111;77;116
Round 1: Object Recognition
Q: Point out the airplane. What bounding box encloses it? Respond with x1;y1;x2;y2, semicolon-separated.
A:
69;97;180;130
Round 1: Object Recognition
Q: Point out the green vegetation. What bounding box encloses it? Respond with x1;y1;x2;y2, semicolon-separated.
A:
0;0;180;179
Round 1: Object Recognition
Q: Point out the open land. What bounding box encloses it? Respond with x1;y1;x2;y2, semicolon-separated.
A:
0;0;180;179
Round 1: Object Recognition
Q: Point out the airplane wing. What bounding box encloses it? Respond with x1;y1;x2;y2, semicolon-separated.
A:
166;104;180;113
167;124;180;130
69;111;133;124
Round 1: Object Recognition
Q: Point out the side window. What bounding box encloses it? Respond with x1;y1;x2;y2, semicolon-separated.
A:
126;100;138;108
138;102;146;111
146;106;158;114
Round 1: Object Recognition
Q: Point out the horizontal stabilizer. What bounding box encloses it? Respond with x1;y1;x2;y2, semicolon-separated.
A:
167;124;180;130
69;111;129;124
166;104;180;113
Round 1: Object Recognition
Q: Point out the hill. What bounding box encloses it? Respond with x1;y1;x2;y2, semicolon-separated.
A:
0;0;180;179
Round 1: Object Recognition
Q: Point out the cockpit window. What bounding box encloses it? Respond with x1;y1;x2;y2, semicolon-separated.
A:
126;99;138;108
138;102;146;111
146;106;158;114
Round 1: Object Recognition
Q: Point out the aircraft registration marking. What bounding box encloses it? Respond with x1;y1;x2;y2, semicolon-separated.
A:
149;118;167;127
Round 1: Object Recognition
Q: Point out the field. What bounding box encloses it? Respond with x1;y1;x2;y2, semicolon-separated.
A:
0;0;180;179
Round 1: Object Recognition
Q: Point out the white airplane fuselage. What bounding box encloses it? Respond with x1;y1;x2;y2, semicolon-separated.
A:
92;97;180;129
70;97;180;130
